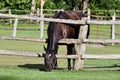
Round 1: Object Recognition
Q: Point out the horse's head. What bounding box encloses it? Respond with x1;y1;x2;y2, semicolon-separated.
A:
44;53;56;71
44;46;57;71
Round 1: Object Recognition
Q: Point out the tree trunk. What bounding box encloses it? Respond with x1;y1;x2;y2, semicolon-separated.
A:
81;0;89;14
31;0;36;16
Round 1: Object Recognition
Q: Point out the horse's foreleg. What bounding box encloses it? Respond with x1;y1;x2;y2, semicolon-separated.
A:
54;46;58;69
68;58;71;70
54;60;58;69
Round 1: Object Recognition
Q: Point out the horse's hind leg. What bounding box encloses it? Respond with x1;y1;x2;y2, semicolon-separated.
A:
67;44;76;70
72;59;75;69
72;46;76;69
67;44;71;70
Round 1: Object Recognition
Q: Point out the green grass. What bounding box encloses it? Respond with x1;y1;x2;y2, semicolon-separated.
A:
0;68;119;80
0;39;67;53
0;55;120;80
87;45;120;54
0;39;44;52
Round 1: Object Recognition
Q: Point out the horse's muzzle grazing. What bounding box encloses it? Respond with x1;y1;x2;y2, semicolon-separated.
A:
44;53;56;71
45;63;53;71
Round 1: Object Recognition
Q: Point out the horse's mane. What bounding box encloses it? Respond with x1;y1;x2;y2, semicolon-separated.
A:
52;11;85;20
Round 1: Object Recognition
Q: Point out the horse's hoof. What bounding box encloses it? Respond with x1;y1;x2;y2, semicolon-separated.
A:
54;66;58;69
68;67;71;70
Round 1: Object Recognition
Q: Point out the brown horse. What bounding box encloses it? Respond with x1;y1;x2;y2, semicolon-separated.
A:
44;11;90;71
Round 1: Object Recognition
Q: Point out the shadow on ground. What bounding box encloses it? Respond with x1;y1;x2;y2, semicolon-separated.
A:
84;64;120;71
18;64;45;71
18;64;65;71
18;63;120;71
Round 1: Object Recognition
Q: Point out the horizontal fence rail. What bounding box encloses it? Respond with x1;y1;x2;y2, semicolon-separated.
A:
84;39;120;44
83;54;120;59
88;20;120;25
1;50;120;60
0;36;81;44
1;36;120;44
0;50;40;57
1;13;120;25
0;50;78;59
0;28;45;31
0;13;86;24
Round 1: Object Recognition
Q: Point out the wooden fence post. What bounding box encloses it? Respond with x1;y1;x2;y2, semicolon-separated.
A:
111;11;116;40
74;23;88;70
12;18;18;37
9;9;12;26
37;8;40;23
88;9;90;21
31;0;36;16
40;15;44;38
40;0;45;38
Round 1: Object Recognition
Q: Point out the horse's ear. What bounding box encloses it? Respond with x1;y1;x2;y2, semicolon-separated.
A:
43;45;47;52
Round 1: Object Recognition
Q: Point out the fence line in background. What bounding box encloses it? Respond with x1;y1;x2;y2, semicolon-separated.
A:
1;12;120;39
1;9;120;39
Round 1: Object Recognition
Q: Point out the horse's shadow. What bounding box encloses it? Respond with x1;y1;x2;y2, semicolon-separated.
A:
18;64;120;71
18;64;45;71
18;64;64;71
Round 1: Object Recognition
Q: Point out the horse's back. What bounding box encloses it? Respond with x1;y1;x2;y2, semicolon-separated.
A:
53;11;84;20
48;11;84;39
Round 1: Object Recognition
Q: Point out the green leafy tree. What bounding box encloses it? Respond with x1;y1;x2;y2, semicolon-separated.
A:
0;0;31;10
0;0;5;9
53;0;81;10
0;0;120;11
5;0;31;10
89;0;119;10
44;0;56;9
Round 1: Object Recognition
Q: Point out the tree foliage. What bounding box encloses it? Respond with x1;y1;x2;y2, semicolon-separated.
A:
0;0;31;10
89;0;120;10
0;0;120;10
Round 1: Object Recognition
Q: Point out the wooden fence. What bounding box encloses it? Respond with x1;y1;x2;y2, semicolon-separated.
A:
0;13;120;70
1;9;120;39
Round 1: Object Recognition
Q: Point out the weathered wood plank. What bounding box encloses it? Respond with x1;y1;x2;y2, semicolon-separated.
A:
12;18;18;37
84;39;120;44
0;36;81;44
0;50;41;57
0;28;47;31
88;20;120;25
1;36;120;44
56;55;78;59
0;49;120;60
1;13;120;25
74;25;88;70
0;36;46;42
0;13;86;24
83;54;120;59
0;50;78;59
